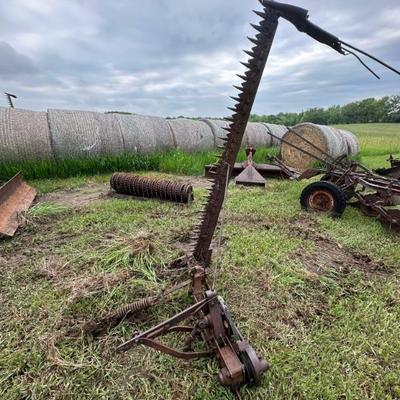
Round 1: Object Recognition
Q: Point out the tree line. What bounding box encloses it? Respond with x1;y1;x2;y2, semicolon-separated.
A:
250;95;400;125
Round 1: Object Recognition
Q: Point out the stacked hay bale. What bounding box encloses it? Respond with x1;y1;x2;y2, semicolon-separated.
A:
115;114;174;154
263;123;288;147
48;109;104;158
202;119;286;149
243;122;272;147
0;107;52;161
95;113;125;155
166;119;214;152
0;107;289;163
201;119;229;147
280;123;359;171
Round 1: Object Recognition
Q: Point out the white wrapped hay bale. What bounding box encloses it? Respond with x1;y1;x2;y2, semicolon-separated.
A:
280;123;359;171
48;109;102;158
167;119;214;152
115;114;175;154
243;123;273;148
202;119;284;149
95;113;125;155
263;123;288;147
201;119;229;147
341;129;360;154
0;107;52;162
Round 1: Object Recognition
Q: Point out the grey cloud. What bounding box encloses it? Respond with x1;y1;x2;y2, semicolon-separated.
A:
0;0;399;115
0;41;38;77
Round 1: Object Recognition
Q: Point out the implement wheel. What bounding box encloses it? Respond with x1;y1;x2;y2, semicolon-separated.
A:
300;181;346;217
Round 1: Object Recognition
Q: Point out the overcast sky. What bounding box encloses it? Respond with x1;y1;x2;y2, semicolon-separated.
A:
0;0;399;117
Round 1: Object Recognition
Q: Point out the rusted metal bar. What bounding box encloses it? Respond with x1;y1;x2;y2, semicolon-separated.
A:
0;173;36;237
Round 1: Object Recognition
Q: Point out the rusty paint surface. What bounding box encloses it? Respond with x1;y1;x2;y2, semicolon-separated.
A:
0;173;36;237
110;173;194;204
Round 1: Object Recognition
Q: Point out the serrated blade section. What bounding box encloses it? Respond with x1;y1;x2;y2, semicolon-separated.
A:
192;7;279;265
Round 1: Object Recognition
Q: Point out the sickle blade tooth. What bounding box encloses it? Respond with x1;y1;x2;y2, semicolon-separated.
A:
233;85;243;91
240;61;251;69
247;36;259;45
253;10;266;18
243;49;254;58
236;74;247;81
227;106;237;113
230;96;241;102
250;23;263;33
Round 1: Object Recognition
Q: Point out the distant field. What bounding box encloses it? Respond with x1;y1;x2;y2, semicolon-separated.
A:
334;123;400;168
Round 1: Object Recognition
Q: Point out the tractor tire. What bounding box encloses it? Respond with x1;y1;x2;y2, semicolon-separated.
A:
300;181;347;217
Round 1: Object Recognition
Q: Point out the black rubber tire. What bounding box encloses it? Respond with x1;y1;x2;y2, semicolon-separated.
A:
300;181;347;217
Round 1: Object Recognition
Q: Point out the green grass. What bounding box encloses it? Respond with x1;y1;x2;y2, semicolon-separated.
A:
334;123;400;168
0;146;278;184
1;174;399;400
0;123;399;399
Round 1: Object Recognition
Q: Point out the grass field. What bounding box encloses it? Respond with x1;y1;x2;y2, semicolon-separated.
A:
0;123;399;400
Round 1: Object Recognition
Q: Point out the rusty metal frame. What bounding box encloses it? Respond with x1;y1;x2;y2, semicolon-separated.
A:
0;173;37;237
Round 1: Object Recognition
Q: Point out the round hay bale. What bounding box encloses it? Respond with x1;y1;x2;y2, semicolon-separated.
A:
115;114;175;154
280;123;358;171
167;119;214;152
243;123;273;148
95;113;125;155
263;123;287;147
201;120;283;149
201;119;230;147
48;109;102;158
0;107;52;161
340;129;359;155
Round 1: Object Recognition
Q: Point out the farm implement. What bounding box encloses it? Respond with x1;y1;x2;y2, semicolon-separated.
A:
204;146;297;183
0;173;36;237
300;159;400;230
265;125;400;230
375;155;400;180
110;172;194;203
108;1;400;398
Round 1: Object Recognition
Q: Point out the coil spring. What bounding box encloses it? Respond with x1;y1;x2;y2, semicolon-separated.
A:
113;296;156;320
110;173;194;204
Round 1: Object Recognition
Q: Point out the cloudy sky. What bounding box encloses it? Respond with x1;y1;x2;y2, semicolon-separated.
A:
0;0;399;117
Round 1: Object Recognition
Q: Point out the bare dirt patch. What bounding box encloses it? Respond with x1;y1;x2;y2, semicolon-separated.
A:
37;176;210;209
288;216;390;276
38;183;109;208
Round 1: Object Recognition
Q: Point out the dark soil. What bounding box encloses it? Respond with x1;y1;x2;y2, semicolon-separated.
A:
288;216;391;276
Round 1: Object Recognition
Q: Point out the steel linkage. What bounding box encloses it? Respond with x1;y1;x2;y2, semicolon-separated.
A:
110;172;194;204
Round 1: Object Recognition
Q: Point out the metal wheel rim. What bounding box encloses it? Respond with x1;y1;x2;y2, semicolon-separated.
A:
308;190;335;212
